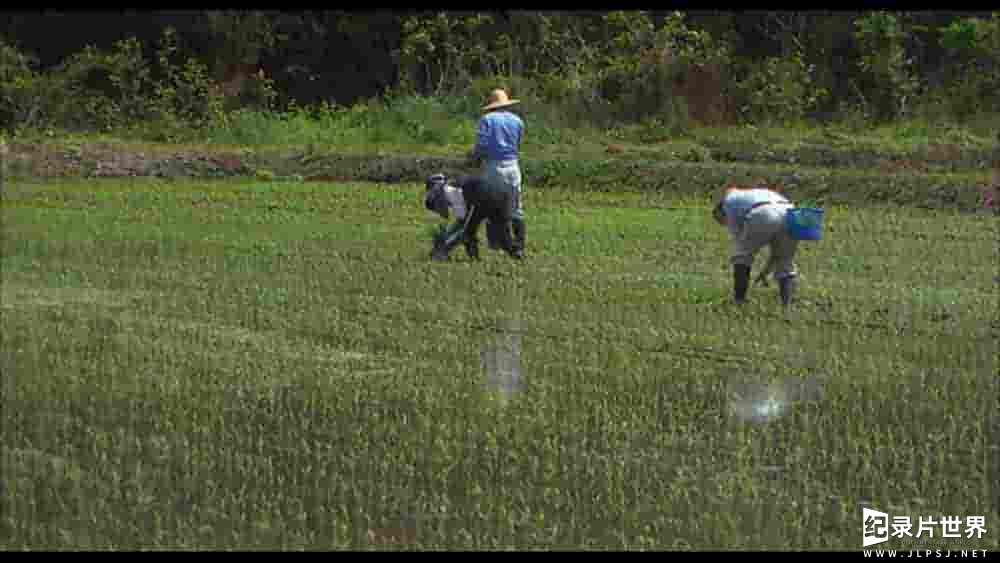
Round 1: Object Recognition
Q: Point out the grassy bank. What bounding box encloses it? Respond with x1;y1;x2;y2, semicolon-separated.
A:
5;94;996;218
6;93;999;172
5;139;993;214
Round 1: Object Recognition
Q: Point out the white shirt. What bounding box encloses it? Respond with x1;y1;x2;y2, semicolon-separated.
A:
443;184;467;220
722;188;790;237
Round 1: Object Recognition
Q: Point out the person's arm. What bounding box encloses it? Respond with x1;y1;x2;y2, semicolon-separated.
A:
514;115;524;151
439;185;473;246
725;203;741;238
437;180;479;248
446;186;467;221
472;117;490;161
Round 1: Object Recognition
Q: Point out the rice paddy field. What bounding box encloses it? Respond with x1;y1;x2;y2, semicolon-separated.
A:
1;175;997;550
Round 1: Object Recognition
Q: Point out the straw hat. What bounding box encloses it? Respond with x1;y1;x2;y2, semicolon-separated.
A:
482;89;520;112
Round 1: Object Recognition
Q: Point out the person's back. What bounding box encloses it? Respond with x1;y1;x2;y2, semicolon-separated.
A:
722;188;788;233
476;110;523;162
722;187;786;215
714;183;798;306
457;175;487;205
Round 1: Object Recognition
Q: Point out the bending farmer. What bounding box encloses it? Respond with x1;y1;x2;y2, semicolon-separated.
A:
713;184;800;306
425;174;521;262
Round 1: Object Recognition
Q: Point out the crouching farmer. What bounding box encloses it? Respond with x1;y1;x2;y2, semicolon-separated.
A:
424;173;522;262
713;184;800;306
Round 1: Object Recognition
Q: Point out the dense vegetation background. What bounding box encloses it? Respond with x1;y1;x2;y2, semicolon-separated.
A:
2;11;998;143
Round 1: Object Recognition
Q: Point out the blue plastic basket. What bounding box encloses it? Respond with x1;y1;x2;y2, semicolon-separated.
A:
785;207;825;241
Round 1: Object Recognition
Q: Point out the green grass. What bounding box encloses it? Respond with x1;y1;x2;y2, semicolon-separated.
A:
174;110;1000;168
9;92;998;175
688;115;1000;155
2;177;997;550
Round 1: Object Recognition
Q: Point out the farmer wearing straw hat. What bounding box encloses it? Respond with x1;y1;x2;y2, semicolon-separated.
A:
468;88;526;258
712;181;800;306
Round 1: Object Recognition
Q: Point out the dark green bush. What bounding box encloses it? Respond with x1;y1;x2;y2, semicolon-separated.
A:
0;40;48;131
2;28;232;139
853;12;921;122
924;15;1000;119
731;51;829;126
148;28;226;132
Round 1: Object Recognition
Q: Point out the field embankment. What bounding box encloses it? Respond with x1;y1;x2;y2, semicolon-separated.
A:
4;133;996;213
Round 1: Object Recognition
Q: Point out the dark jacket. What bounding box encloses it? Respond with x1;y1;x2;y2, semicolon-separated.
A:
430;175;516;260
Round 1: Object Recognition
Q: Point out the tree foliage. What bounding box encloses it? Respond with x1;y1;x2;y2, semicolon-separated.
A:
1;11;997;133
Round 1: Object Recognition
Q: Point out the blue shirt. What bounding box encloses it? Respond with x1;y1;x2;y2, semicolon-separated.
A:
722;188;790;237
474;110;523;162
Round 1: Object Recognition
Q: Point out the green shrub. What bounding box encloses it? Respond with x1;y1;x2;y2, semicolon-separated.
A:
0;40;49;131
597;59;677;125
0;39;143;133
919;15;1000;120
150;28;226;133
45;37;155;131
238;69;279;111
853;12;921;122
731;51;829;126
2;28;236;139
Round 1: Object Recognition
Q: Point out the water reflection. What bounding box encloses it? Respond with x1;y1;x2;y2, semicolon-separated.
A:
727;374;826;425
726;329;827;426
481;279;525;402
